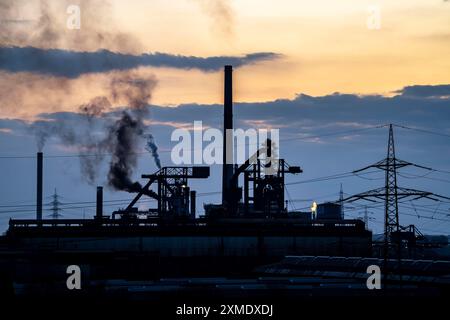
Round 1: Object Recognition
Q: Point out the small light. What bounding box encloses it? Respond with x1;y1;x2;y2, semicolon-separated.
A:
311;201;317;219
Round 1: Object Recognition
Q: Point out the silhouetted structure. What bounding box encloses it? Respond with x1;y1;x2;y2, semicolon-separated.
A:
96;186;103;220
343;124;450;269
36;152;43;221
222;65;234;206
49;188;62;219
10;66;438;301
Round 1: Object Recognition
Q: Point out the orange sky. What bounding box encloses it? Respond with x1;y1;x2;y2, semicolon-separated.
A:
1;0;450;119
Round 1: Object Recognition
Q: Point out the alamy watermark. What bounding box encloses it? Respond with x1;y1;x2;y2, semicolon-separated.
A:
366;264;381;289
66;5;81;30
171;121;280;175
66;265;81;290
367;5;381;30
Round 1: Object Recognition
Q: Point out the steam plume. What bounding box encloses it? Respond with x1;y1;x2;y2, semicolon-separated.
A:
146;134;162;169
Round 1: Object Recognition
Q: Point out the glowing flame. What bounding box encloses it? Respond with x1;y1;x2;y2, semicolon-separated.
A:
311;201;317;219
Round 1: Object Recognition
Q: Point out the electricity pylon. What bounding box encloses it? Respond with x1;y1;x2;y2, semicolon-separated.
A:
343;124;449;268
48;188;63;219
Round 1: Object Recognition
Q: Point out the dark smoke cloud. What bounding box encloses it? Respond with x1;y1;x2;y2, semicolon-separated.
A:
106;112;143;193
32;118;76;153
0;46;281;78
4;1;160;191
77;96;111;184
110;74;156;110
31;73;159;191
0;0;141;52
79;96;111;118
30;96;111;184
105;74;157;192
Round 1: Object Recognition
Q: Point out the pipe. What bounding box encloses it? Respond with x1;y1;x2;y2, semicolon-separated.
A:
222;65;234;206
36;152;43;221
190;190;196;218
96;186;103;219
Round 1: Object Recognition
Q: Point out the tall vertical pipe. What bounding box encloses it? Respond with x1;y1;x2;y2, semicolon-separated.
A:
96;186;103;219
190;190;196;218
222;65;234;206
36;152;43;221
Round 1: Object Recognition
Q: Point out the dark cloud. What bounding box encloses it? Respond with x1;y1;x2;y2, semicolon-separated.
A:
17;83;449;144
0;46;281;78
2;84;448;142
395;84;450;98
143;90;450;132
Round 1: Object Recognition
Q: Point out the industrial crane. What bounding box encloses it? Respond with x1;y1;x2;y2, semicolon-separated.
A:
116;166;210;220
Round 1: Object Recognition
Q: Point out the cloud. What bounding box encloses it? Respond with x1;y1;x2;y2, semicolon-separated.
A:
0;46;281;78
2;83;450;136
395;84;450;98
4;83;448;142
174;92;449;133
0;128;12;134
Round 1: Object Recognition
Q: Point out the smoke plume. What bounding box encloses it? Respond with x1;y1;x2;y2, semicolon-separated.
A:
194;0;235;38
146;134;162;169
4;1;160;191
0;0;141;52
79;96;111;118
106;112;143;193
77;96;111;184
105;73;157;192
31;73;159;191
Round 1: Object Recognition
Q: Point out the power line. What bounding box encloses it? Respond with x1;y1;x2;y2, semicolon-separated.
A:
285;170;380;186
0;169;379;208
398;171;450;184
0;124;388;160
0;198;153;208
393;124;450;139
347;203;450;234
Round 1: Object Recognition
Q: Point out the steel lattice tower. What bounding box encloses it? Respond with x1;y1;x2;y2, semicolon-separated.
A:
384;124;400;252
49;188;63;219
339;183;344;219
342;124;448;259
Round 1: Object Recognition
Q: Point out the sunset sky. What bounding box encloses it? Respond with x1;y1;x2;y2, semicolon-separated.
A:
0;0;449;118
1;0;450;234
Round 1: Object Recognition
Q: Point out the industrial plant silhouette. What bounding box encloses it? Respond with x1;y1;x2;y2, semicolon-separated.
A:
0;66;449;304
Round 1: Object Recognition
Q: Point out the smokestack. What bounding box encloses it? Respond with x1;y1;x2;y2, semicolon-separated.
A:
222;65;234;205
96;186;103;219
190;190;196;218
36;152;43;221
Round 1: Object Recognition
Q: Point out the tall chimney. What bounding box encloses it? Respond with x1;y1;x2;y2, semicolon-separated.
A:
190;190;196;218
96;186;103;219
222;65;234;205
36;152;43;221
